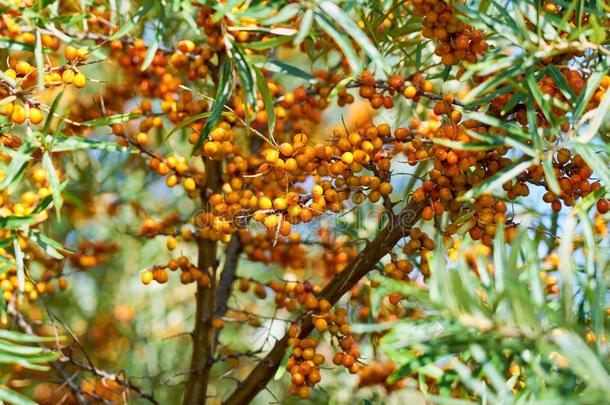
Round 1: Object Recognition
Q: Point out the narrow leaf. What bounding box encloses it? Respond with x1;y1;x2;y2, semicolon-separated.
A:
110;1;153;40
458;159;534;201
42;152;62;217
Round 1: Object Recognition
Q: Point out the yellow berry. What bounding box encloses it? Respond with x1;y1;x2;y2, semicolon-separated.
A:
62;69;75;84
166;237;177;250
15;61;32;75
141;271;154;285
136;132;149;145
28;107;43;125
73;73;87;88
183;177;196;191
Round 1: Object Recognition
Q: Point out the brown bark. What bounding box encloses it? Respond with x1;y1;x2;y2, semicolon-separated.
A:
222;201;423;404
183;158;221;405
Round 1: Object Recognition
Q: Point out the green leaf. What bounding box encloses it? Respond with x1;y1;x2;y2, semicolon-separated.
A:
315;13;361;73
165;111;213;140
261;4;301;25
34;30;44;91
110;1;154;40
573;186;606;214
0;352;58;366
455;3;521;45
225;37;256;108
462;111;530;141
0;216;37;230
42;152;62;217
552;330;610;388
295;9;314;45
243;35;294;51
559;216;576;324
0;38;34;52
140;31;160;72
48;135;128;152
318;1;390;74
274;339;296;381
13;238;24;295
30;232;70;260
254;68;276;140
457;159;534;202
573;68;605;120
0;386;37;405
191;58;232;154
578;82;610;143
542;153;561;195
42;91;63;138
0;149;30;192
329;75;356;99
82;112;141;127
0;329;60;343
252;60;315;82
0;339;47;356
526;71;556;127
546;65;576;102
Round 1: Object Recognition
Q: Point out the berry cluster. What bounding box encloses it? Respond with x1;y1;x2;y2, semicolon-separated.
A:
414;0;488;64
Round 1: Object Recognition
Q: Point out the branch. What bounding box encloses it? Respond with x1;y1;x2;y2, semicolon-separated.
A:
222;201;424;404
183;157;222;405
214;234;243;319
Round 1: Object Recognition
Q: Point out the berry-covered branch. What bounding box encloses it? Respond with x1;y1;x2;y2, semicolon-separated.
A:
223;201;424;404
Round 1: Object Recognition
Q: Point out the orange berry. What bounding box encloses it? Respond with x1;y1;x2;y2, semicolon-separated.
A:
203;141;218;155
297;385;309;399
291;372;305;386
597;199;609;214
279;143;294;157
422;206;434;220
65;45;78;61
58;278;68;291
379;182;393;196
211;317;225;329
314;318;328;332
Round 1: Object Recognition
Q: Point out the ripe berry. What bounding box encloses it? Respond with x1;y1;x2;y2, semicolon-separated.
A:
65;45;78;61
183;177;197;191
211;317;225;329
28;107;43;125
404;85;417;99
314;318;328;332
62;69;75;84
597;198;609;214
11;105;26;124
73;73;87;88
141;271;153;285
166;237;177;250
16;61;32;75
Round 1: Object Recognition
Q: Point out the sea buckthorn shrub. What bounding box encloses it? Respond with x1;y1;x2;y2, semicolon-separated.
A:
0;1;608;404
